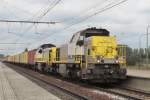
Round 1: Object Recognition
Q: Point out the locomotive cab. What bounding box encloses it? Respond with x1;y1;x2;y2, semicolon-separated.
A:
35;44;56;72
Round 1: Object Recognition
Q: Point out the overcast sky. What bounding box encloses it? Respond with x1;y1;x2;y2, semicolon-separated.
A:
0;0;150;55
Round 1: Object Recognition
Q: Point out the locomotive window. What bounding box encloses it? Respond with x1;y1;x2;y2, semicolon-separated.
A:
85;33;108;38
70;35;75;43
79;36;84;40
49;50;51;61
38;49;42;53
88;49;90;55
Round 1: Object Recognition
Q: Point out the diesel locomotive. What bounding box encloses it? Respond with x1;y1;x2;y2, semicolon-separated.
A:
5;27;127;83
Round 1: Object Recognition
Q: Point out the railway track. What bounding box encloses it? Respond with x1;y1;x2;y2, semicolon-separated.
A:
95;85;150;100
4;63;150;100
4;63;114;100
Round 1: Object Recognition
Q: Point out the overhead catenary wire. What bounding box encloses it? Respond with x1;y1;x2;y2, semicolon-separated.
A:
1;19;57;43
29;0;128;45
1;0;33;15
28;0;61;21
34;0;122;36
0;19;59;24
5;0;111;44
14;0;61;41
0;43;30;44
1;0;129;53
10;0;109;40
28;1;54;20
9;0;60;41
10;0;62;50
36;0;61;20
1;0;59;50
0;0;30;43
60;0;111;22
62;0;128;31
21;0;61;33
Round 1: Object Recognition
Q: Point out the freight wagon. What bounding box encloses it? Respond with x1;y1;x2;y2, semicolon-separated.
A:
28;49;37;68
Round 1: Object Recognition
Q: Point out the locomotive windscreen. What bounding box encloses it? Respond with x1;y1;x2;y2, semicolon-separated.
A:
85;32;108;38
40;44;56;49
81;28;110;38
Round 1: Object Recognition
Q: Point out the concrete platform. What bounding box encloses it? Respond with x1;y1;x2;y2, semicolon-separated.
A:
127;68;150;79
0;62;60;100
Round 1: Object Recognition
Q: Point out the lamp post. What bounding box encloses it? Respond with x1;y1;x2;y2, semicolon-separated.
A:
139;34;145;67
146;25;150;68
139;31;150;68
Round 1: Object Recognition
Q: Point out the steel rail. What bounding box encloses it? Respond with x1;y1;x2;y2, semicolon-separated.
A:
5;63;150;100
4;63;89;100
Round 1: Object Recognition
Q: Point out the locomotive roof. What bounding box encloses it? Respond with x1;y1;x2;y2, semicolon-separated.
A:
79;27;110;36
40;44;56;49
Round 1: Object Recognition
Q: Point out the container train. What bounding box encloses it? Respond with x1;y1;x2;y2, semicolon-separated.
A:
4;27;127;83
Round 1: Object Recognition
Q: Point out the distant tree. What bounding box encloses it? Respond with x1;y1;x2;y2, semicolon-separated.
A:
125;46;150;66
126;47;140;65
139;48;145;58
148;47;150;59
0;54;4;58
24;48;28;52
127;48;133;65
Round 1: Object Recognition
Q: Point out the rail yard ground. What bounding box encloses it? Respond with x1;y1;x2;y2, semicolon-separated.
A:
3;62;123;100
127;68;150;78
127;65;150;70
0;62;65;100
2;62;150;100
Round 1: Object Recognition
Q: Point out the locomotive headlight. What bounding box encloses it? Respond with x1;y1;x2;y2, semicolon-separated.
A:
97;60;100;63
96;56;100;63
115;56;119;63
100;55;103;59
96;55;104;63
115;60;119;63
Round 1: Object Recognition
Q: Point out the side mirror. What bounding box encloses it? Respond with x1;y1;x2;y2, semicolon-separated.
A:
76;40;84;46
